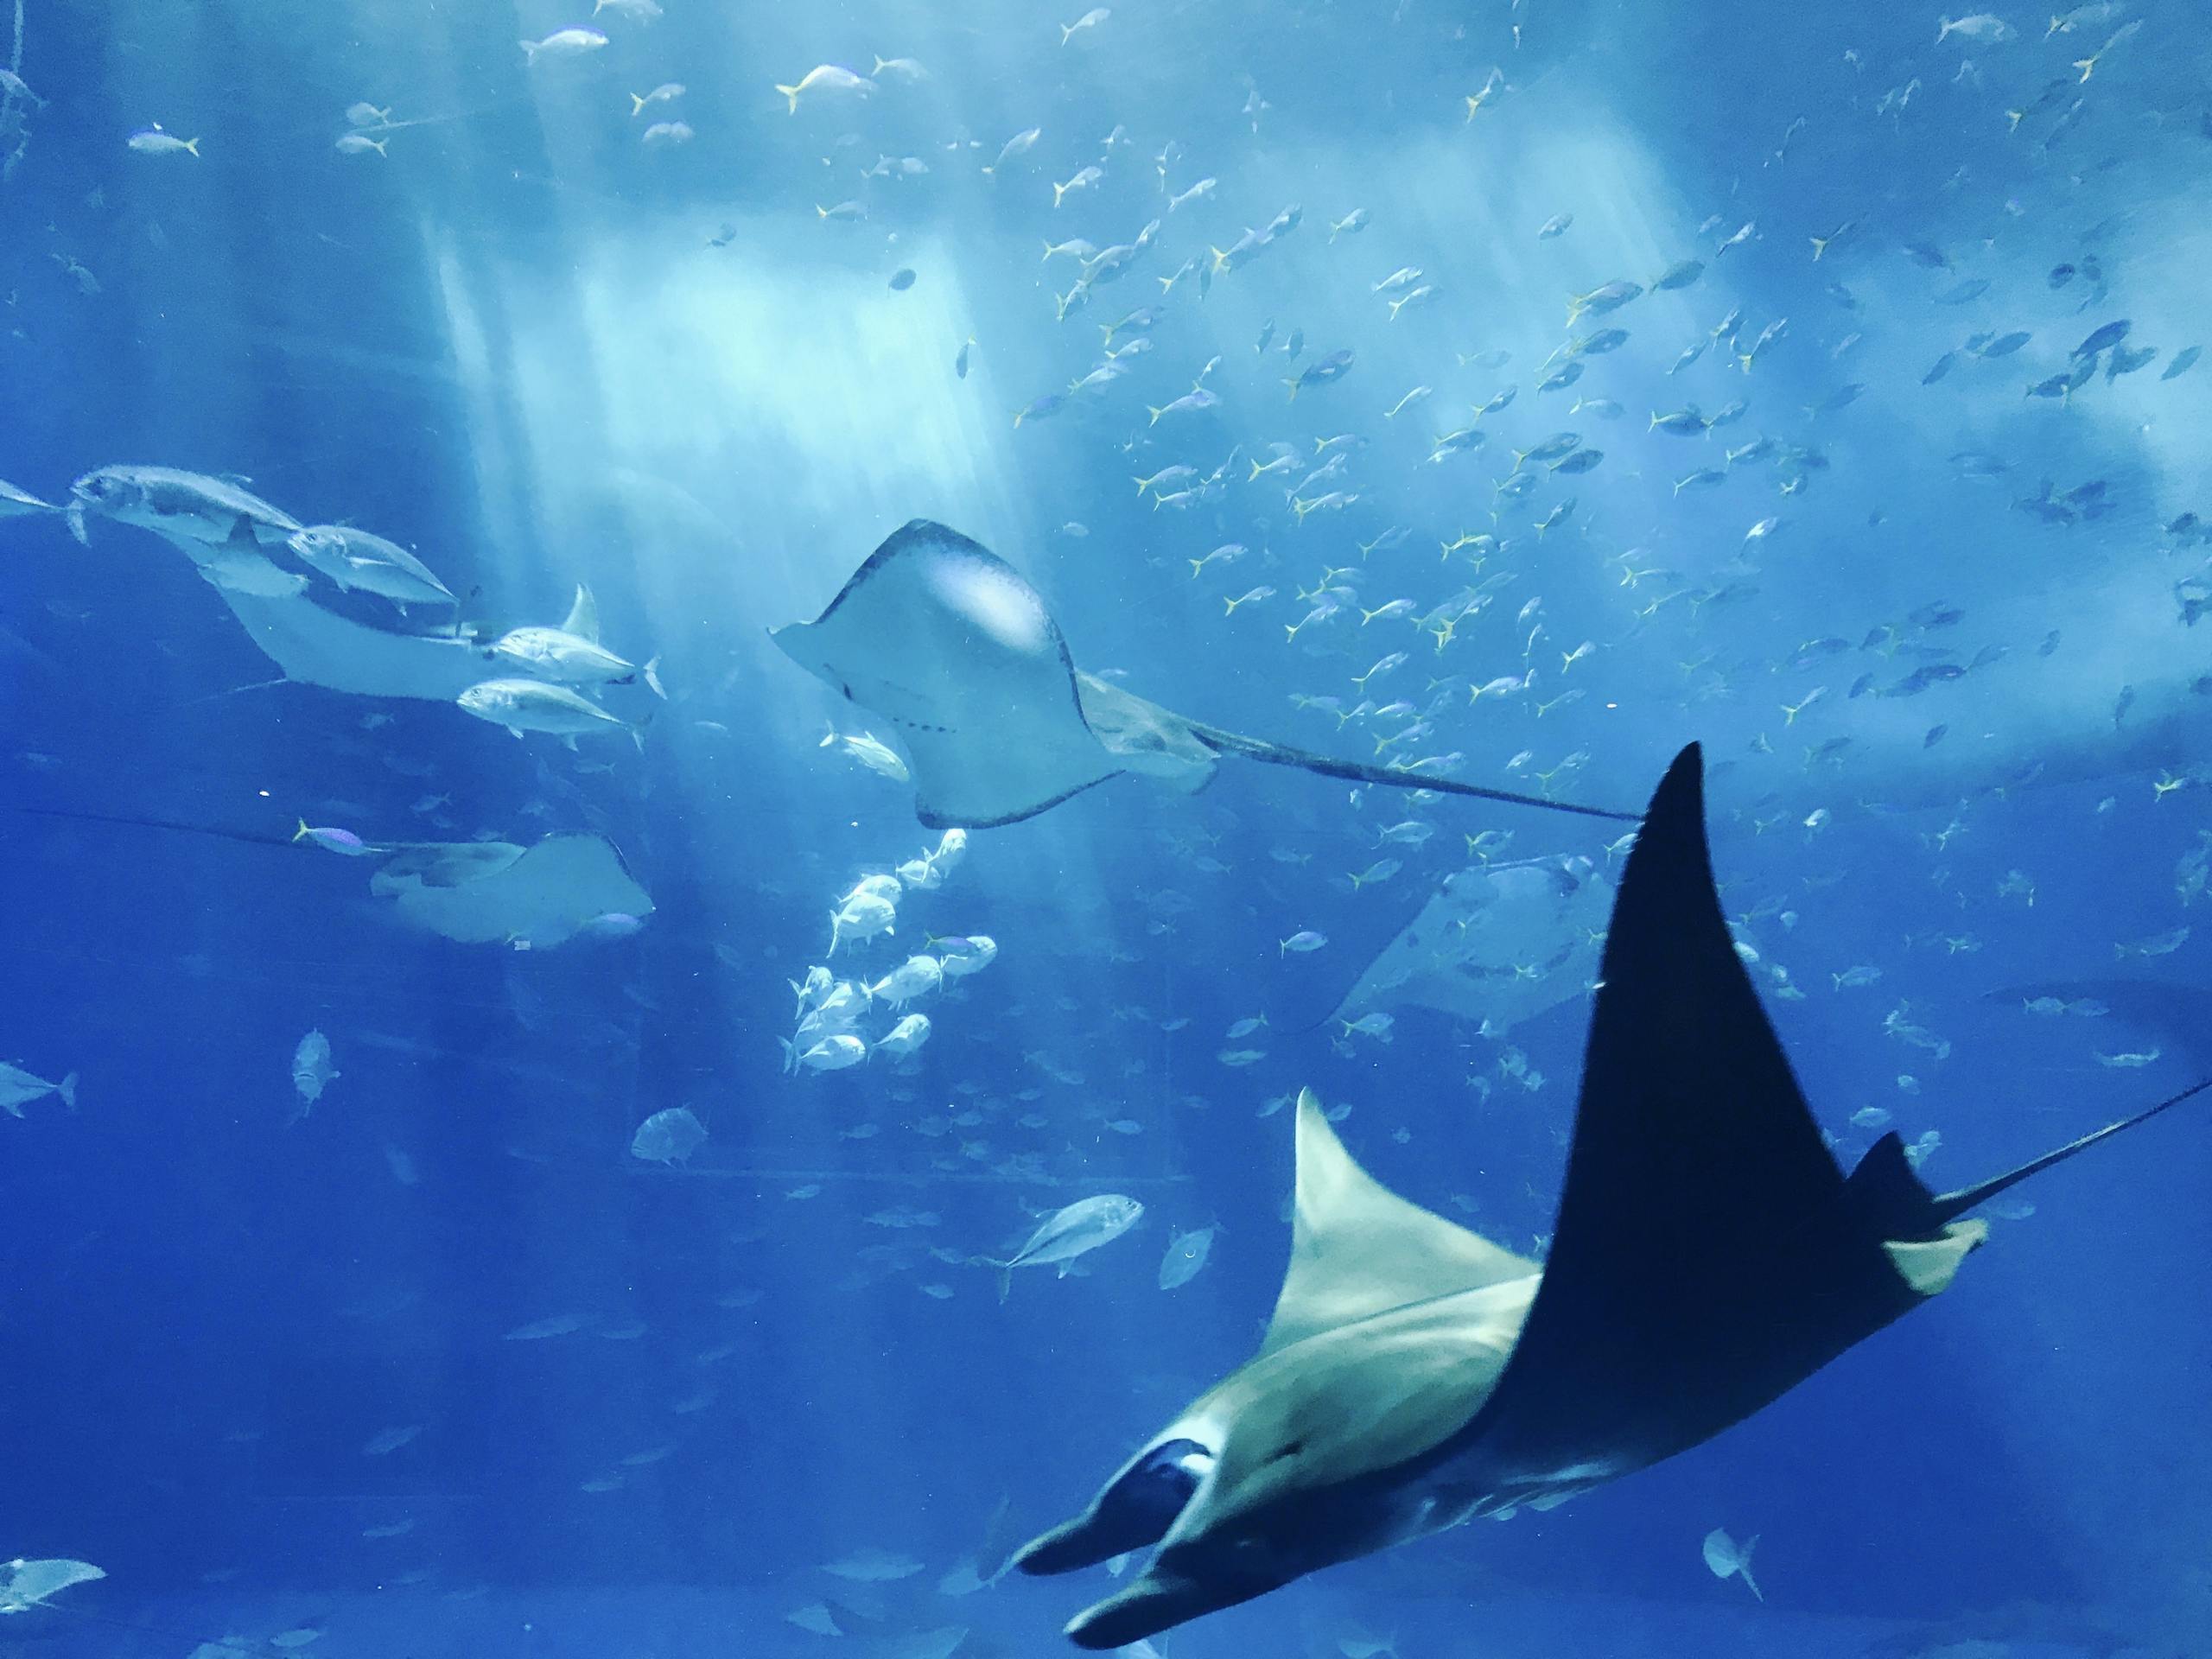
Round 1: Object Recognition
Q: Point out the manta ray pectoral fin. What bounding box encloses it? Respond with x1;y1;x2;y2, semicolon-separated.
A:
1450;743;2212;1484
1454;744;1925;1476
1261;1090;1537;1355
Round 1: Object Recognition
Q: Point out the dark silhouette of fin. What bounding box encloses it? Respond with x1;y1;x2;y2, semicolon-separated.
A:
1455;743;2212;1486
1461;741;1889;1477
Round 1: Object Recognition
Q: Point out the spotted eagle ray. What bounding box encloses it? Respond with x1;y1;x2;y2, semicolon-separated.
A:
1012;742;2210;1649
770;521;1635;829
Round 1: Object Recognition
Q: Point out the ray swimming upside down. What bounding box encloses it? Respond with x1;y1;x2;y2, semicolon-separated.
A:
1012;742;2210;1649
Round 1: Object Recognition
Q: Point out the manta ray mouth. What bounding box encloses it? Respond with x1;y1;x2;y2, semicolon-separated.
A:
1012;1436;1213;1576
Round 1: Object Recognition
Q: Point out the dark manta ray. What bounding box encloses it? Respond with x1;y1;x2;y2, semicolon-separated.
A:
1014;743;2210;1649
771;520;1635;828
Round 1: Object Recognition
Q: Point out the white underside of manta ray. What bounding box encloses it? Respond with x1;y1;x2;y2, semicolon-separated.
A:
771;521;1637;829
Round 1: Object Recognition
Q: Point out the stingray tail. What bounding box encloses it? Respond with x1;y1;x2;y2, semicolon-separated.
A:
11;804;302;850
1184;721;1637;823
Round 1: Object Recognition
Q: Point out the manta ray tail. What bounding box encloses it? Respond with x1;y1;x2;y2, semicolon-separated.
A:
1185;721;1638;822
1922;1074;2212;1228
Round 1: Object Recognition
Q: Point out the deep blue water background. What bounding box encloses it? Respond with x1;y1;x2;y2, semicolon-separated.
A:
3;1;2210;1656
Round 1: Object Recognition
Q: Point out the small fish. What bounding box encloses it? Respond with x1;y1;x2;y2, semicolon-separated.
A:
1060;6;1110;43
480;625;636;686
1936;13;2016;44
630;83;684;116
2116;925;2189;959
2073;319;2131;359
1567;279;1642;322
1701;1528;1764;1601
782;1033;868;1074
1285;349;1353;401
1052;164;1103;207
0;1062;77;1118
1147;388;1221;426
823;1548;925;1582
292;821;374;856
458;680;645;749
521;28;608;63
821;727;910;782
888;268;917;290
1279;930;1329;956
291;525;454;607
774;65;874;113
291;1029;338;1110
986;127;1042;175
127;124;200;157
978;1193;1141;1300
1159;1224;1222;1289
631;1106;708;1166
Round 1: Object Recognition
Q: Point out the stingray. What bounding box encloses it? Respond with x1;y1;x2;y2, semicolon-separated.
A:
771;521;1635;829
1328;854;1615;1035
1012;743;2211;1649
12;809;649;950
368;833;652;947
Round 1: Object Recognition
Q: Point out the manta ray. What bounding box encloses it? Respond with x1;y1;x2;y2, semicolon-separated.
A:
1013;743;2209;1649
771;521;1635;829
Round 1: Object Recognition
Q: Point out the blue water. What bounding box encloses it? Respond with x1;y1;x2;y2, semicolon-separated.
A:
3;2;2210;1656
